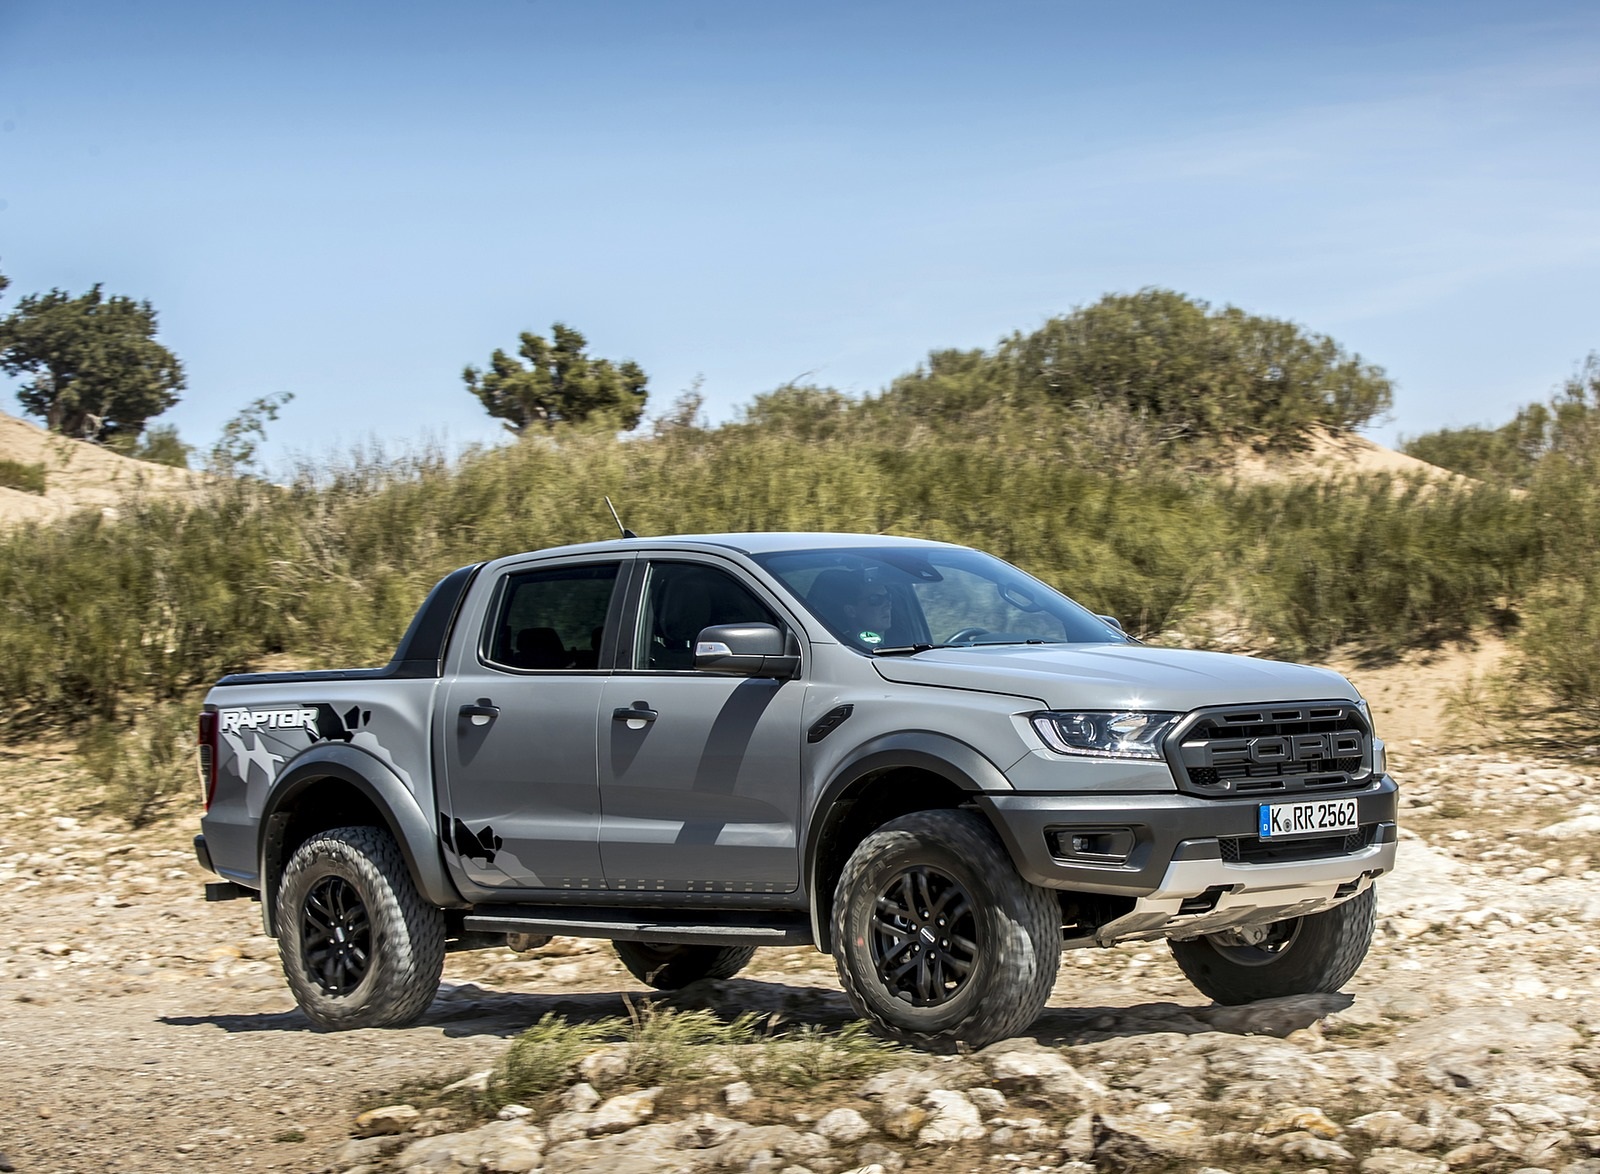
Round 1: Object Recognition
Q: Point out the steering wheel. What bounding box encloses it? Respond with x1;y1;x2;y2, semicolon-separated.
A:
944;626;991;644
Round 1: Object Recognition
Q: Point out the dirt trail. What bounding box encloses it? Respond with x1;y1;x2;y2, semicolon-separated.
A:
5;648;1600;1173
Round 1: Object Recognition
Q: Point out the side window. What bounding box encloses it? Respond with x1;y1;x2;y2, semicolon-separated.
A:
635;561;780;671
485;562;620;671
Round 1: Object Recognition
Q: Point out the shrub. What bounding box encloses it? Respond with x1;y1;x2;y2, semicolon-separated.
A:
0;458;46;494
78;700;195;826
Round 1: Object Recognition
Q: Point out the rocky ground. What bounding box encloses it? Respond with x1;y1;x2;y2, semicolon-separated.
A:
4;733;1600;1174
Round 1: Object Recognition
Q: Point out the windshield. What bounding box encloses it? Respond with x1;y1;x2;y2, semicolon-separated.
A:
753;545;1131;653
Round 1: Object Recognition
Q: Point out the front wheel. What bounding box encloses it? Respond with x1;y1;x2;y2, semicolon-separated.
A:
1168;885;1377;1005
276;826;446;1030
832;809;1061;1051
613;941;757;989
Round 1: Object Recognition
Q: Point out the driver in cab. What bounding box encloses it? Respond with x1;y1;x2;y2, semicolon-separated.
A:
807;569;894;650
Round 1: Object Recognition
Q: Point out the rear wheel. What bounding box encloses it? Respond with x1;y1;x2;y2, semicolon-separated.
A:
613;941;757;989
276;826;445;1030
831;809;1061;1051
1168;885;1377;1005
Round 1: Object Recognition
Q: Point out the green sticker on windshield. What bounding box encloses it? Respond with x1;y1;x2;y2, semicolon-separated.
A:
859;631;883;645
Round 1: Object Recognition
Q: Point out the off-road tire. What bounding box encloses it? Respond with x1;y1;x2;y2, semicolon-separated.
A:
1168;884;1377;1005
831;808;1061;1051
276;826;446;1030
613;941;757;989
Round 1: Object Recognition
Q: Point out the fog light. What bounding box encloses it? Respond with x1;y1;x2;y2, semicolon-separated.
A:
1048;827;1136;864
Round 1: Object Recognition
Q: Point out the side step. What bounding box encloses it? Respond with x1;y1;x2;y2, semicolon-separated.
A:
464;905;813;948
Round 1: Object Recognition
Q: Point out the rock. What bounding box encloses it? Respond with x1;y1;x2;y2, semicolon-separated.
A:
1348;1110;1434;1149
398;1121;546;1173
710;1124;819;1166
982;1049;1104;1109
543;1123;703;1174
545;1111;596;1144
1496;1104;1571;1130
355;1104;421;1137
838;1166;885;1174
441;1069;492;1095
577;1044;633;1084
854;1143;904;1173
916;1091;985;1145
561;1082;602;1112
673;1113;745;1149
497;1104;533;1121
858;1068;945;1103
1262;1107;1342;1139
815;1109;871;1145
1278;1133;1356;1163
590;1087;662;1135
337;1135;407;1165
880;1104;926;1141
1539;815;1600;839
723;1080;755;1109
965;1087;1007;1115
1443;1142;1499;1168
986;1118;1057;1149
1061;1113;1095;1162
1092;1112;1207;1163
1198;993;1354;1038
1360;1147;1448;1174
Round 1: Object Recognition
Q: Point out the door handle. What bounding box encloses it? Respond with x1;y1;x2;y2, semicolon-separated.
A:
459;700;500;726
612;705;658;723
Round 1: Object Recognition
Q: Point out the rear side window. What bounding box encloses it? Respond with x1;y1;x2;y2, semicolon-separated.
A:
486;563;620;671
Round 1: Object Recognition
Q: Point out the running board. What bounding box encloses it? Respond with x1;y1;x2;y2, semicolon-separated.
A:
463;905;813;947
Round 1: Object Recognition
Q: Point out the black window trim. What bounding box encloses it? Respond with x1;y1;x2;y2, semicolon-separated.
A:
476;554;636;676
617;553;805;677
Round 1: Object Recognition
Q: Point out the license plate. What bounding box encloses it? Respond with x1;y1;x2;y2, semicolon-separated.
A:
1259;798;1359;839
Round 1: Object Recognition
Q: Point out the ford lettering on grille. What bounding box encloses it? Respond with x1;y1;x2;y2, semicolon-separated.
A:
1171;702;1372;797
1202;732;1364;767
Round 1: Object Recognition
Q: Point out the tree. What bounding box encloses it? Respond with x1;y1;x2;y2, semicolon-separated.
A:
0;283;185;441
209;392;293;474
463;323;648;434
885;289;1393;443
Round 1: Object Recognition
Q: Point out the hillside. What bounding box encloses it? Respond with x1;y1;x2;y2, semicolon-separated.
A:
1225;427;1467;486
0;409;203;527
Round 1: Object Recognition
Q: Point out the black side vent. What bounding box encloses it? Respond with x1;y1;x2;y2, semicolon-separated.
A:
807;704;854;744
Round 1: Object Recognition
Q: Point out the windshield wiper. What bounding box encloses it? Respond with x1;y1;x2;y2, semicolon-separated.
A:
870;643;945;656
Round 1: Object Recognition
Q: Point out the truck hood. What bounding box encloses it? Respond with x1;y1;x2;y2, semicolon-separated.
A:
870;643;1357;712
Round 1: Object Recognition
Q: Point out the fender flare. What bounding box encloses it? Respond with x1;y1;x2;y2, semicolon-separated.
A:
256;743;464;935
803;730;1013;950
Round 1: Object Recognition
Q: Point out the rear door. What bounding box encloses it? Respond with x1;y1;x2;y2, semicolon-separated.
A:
597;556;806;893
439;554;629;893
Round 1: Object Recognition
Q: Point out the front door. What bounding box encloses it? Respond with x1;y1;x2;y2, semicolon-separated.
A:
440;557;625;892
597;558;805;893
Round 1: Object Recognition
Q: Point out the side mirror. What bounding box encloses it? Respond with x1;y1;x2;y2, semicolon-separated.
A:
1097;615;1125;632
695;623;800;679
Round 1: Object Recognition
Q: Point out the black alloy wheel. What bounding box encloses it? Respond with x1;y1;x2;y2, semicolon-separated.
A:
301;875;372;995
871;865;978;1006
276;826;446;1030
831;808;1061;1050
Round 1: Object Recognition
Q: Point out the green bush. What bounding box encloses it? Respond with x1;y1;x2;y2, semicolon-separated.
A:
0;458;46;494
78;700;195;826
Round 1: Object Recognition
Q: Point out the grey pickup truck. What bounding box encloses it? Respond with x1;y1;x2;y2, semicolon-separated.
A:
194;532;1398;1048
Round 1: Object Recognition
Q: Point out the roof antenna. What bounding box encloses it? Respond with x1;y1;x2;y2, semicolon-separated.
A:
604;496;638;539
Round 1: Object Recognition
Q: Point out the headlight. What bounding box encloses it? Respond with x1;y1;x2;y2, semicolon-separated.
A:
1029;711;1180;760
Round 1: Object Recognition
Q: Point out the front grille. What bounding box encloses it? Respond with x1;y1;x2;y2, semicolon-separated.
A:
1219;824;1378;864
1171;702;1372;798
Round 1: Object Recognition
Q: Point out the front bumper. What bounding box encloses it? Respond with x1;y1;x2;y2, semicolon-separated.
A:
976;775;1399;943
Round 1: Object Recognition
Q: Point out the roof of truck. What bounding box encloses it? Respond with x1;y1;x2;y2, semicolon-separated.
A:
510;532;962;559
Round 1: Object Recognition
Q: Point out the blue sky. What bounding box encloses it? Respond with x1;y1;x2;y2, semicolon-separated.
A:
1;1;1597;466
